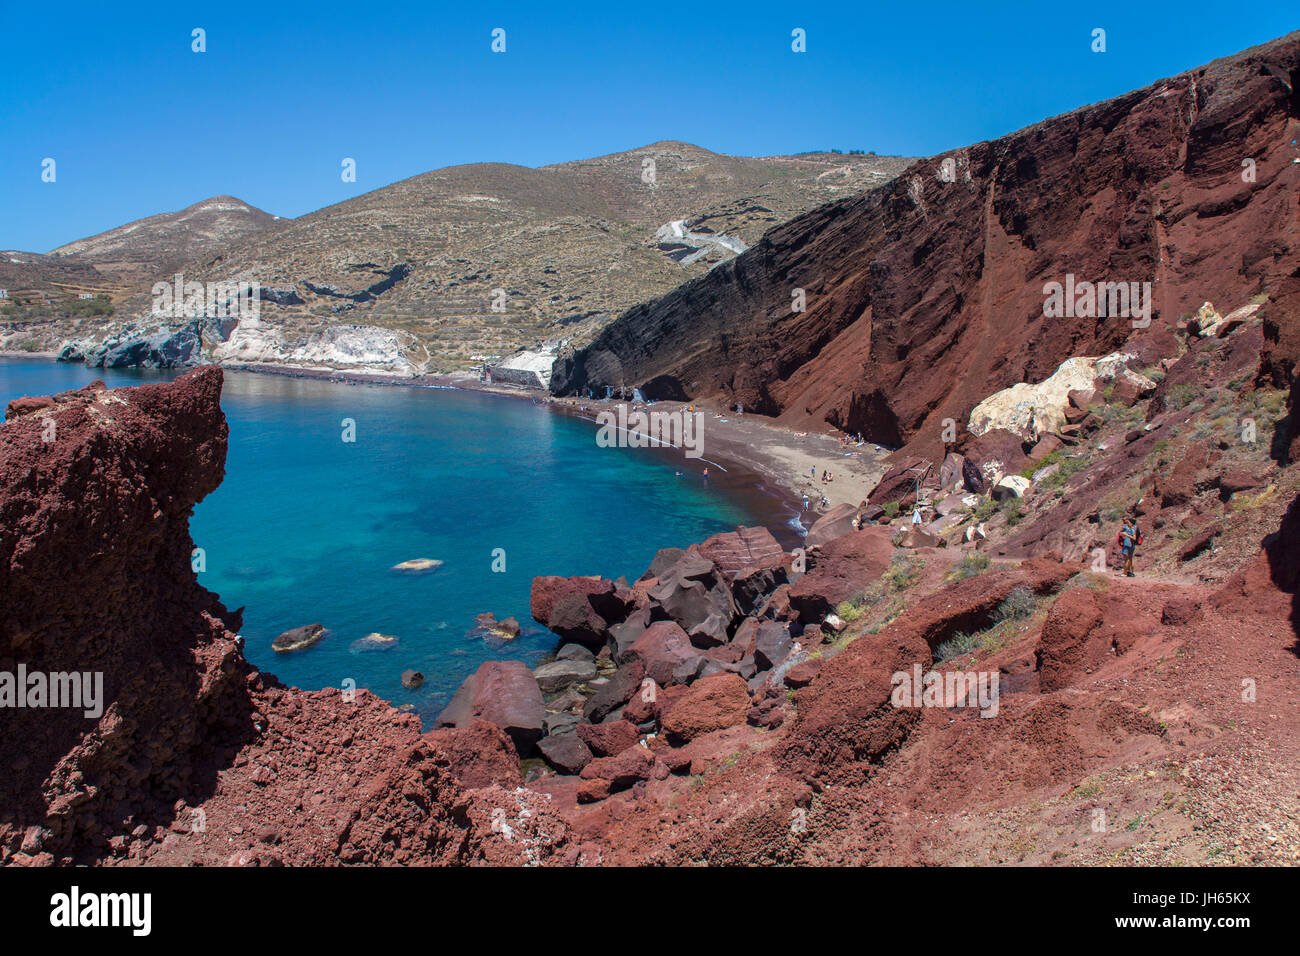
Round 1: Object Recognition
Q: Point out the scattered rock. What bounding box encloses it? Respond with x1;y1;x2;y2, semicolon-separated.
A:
272;623;325;653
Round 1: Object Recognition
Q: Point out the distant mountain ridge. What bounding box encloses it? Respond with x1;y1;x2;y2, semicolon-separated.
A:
49;196;281;277
3;142;912;370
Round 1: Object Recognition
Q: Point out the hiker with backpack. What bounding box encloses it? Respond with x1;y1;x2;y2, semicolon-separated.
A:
1117;517;1142;577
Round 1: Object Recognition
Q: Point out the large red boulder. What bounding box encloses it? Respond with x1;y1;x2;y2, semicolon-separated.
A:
424;718;523;789
697;526;785;578
660;673;752;744
804;503;862;549
629;621;707;686
962;428;1030;487
529;575;625;648
788;526;894;621
1035;588;1106;692
433;661;545;754
866;455;929;508
577;719;640;757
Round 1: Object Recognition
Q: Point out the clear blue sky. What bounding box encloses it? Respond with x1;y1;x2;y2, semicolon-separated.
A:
1;1;1295;252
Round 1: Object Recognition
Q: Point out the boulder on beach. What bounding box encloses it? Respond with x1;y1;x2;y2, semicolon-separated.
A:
530;575;625;648
533;658;597;694
391;558;443;573
537;732;593;775
271;623;325;653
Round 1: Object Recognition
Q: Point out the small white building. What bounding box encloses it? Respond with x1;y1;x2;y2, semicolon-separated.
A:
78;292;94;300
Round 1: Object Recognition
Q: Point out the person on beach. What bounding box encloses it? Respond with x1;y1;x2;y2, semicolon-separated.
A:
802;493;809;511
912;507;923;526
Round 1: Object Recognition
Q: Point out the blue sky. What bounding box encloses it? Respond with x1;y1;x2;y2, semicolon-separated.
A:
1;1;1295;251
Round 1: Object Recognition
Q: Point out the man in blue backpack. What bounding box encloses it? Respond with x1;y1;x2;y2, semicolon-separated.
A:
1117;517;1141;577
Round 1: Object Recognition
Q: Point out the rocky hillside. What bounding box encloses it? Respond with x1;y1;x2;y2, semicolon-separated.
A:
0;197;279;348
186;143;909;370
48;196;281;280
4;143;909;372
552;34;1300;470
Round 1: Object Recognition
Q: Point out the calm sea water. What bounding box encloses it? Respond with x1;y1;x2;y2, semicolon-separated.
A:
0;358;771;720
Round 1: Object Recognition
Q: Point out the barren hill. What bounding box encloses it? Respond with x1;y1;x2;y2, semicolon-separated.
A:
173;142;911;370
48;196;281;281
3;143;908;371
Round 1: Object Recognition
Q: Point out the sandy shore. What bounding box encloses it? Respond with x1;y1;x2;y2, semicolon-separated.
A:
2;356;889;541
537;394;889;524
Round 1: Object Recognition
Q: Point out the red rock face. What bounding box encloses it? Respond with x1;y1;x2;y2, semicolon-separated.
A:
0;369;250;859
553;34;1300;466
0;370;536;866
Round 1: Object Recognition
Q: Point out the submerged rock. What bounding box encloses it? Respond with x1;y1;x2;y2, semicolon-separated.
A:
392;558;443;572
350;632;398;653
272;623;325;653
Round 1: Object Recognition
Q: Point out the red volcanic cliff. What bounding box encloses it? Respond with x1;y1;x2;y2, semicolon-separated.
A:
552;33;1300;463
0;370;561;866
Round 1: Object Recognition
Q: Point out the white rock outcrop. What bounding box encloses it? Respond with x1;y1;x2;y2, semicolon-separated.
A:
968;351;1156;441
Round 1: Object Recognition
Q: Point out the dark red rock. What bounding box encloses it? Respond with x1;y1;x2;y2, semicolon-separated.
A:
537;733;593;775
788;526;894;621
804;503;862;549
433;661;545;755
784;659;822;688
529;575;626;648
582;659;646;722
659;673;751;743
629;621;707;686
425;719;523;789
577;719;640;758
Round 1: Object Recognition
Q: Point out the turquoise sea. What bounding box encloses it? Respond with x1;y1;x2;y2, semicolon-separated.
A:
0;358;782;721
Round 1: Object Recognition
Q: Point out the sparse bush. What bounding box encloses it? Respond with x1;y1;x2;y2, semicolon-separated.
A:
885;554;921;591
881;500;900;519
936;631;980;663
996;586;1036;622
999;496;1024;526
1165;383;1199;411
835;598;866;623
973;496;998;521
1037;454;1088;491
947;553;990;582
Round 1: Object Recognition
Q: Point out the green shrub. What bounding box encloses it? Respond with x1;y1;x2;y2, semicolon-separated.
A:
947;553;990;582
1165;383;1199;411
885;554;921;591
835;599;865;623
997;586;1036;622
881;501;900;519
1036;455;1088;491
999;496;1024;526
936;631;980;663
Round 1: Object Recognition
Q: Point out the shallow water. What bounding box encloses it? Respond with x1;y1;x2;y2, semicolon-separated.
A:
0;359;771;721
